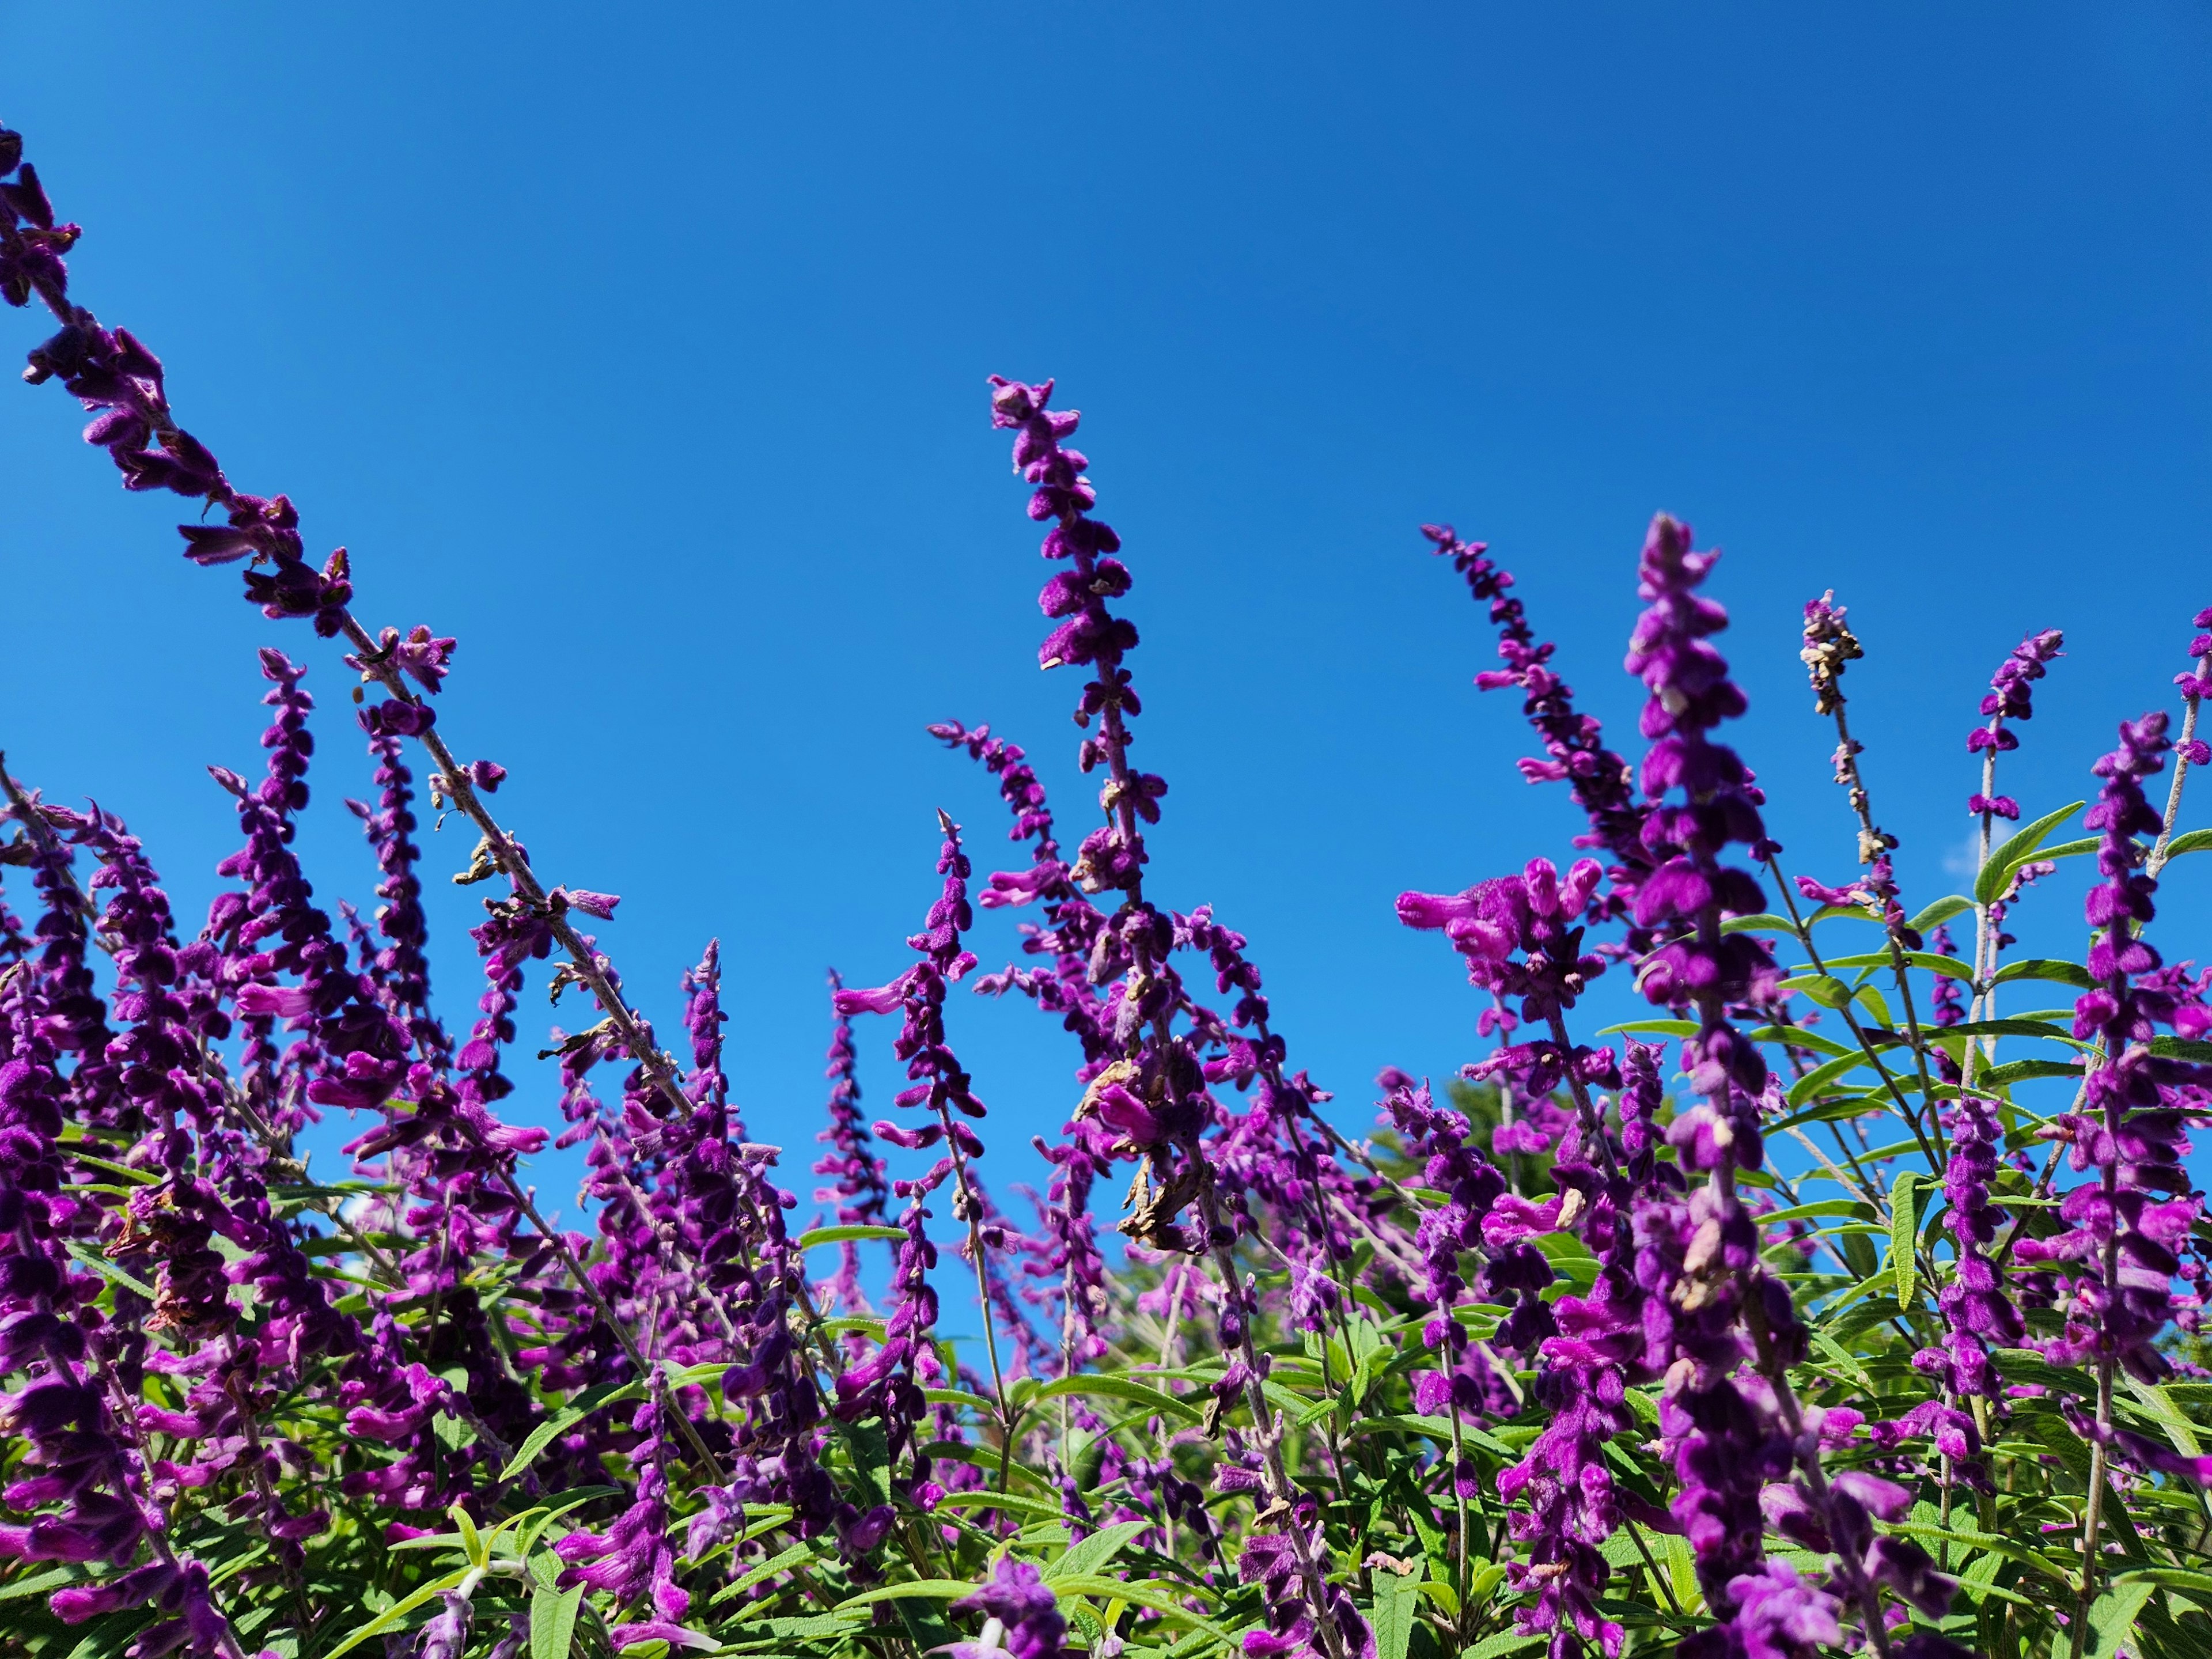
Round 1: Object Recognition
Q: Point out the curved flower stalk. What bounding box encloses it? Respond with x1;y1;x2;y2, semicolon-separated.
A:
1422;525;1654;945
1;125;821;1436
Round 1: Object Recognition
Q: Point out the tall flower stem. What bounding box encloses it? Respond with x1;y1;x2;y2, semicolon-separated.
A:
2147;631;2210;878
1192;1179;1350;1659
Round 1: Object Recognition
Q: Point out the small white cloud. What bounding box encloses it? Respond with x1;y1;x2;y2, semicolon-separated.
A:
1941;832;1980;880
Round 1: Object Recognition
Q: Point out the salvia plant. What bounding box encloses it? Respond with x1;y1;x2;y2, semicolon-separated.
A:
3;120;2211;1659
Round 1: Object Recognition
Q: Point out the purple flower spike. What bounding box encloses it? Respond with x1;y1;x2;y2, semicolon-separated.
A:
987;377;1161;902
813;968;891;1316
1965;627;2063;822
1422;525;1654;946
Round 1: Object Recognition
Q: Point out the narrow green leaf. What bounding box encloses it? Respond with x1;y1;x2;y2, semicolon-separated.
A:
452;1504;486;1569
1594;1018;1698;1037
501;1408;588;1483
531;1577;585;1659
834;1581;986;1611
0;1566;77;1603
1368;1566;1422;1659
1943;1017;2079;1042
66;1243;157;1301
2162;825;2212;858
2081;1580;2156;1659
1759;1200;1869;1225
1887;1172;1919;1310
323;1569;473;1659
1904;895;1972;934
1747;1023;1854;1058
1719;914;1798;935
1820;950;1977;979
2122;1375;2203;1457
1994;957;2096;990
2151;1035;2212;1064
796;1224;908;1249
2035;835;2102;865
1979;1058;2084;1088
921;1387;998;1414
1779;974;1856;1012
1030;1373;1202;1423
1976;801;2085;904
1048;1575;1239;1648
63;1152;160;1185
1047;1518;1152;1584
1786;1050;1873;1108
710;1543;821;1607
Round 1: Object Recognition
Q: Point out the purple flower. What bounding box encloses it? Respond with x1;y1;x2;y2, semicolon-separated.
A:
952;1556;1067;1659
1965;627;2063;820
813;969;891;1316
1422;525;1654;947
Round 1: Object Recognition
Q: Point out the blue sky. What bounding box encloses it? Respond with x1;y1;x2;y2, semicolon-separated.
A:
3;3;2210;1241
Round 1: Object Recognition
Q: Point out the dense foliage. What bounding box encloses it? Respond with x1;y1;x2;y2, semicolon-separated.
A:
4;120;2212;1659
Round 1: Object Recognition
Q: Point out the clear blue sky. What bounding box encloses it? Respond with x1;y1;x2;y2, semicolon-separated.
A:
4;4;2210;1228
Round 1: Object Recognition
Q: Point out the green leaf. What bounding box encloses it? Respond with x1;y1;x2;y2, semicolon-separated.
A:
2151;1035;2212;1064
1943;1017;2078;1041
0;1566;77;1603
1031;1373;1202;1423
1368;1566;1423;1659
2081;1579;2156;1659
1595;1018;1698;1037
1719;914;1798;935
452;1504;486;1569
1820;950;1977;979
1976;801;2085;904
796;1224;908;1249
532;1577;585;1659
834;1581;979;1611
64;1152;160;1185
1994;957;2096;990
1760;1200;1868;1225
2162;825;2212;858
1466;1637;1543;1659
921;1387;999;1414
1048;1575;1240;1649
501;1409;587;1483
710;1543;820;1607
2123;1375;2203;1457
1887;1172;1919;1310
65;1243;157;1301
323;1568;474;1659
1779;974;1856;1012
1047;1518;1152;1584
1786;1050;1874;1108
1748;1023;1854;1058
1979;1058;2084;1088
1905;895;1972;934
764;1613;868;1640
2036;835;2102;865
